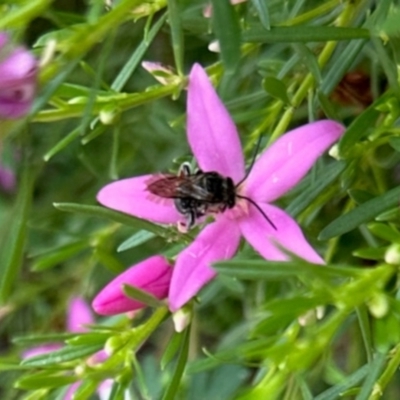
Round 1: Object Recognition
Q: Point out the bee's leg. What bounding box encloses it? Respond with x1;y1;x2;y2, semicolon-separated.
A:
178;162;192;177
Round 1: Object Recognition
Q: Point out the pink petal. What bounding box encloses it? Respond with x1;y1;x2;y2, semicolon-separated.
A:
169;219;241;311
92;255;172;315
97;175;182;225
239;203;324;264
22;343;62;359
64;381;82;400
0;47;37;83
0;164;15;192
97;379;114;400
0;33;7;48
187;64;245;182
245;120;345;202
67;297;94;333
0;47;37;118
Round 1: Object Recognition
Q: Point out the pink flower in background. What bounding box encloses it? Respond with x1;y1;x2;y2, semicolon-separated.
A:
92;255;173;315
23;297;112;400
97;64;345;312
0;162;15;192
0;32;37;119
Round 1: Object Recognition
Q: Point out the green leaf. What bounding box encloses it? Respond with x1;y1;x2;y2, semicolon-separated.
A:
372;36;400;99
319;186;400;240
319;39;366;96
347;189;375;205
15;371;77;390
111;13;168;91
211;0;241;72
389;137;400;152
66;333;109;346
0;154;35;303
352;247;386;261
0;0;51;29
292;43;322;83
355;352;387;400
117;230;156;252
215;260;361;280
53;202;166;236
317;91;340;120
376;207;400;222
21;344;102;367
13;333;76;346
71;379;98;400
43;126;81;161
31;240;89;271
167;0;184;75
161;331;184;370
367;222;400;243
243;26;370;43
251;0;270;30
162;325;191;400
122;284;163;308
287;161;346;217
314;364;368;400
262;76;291;105
338;91;394;157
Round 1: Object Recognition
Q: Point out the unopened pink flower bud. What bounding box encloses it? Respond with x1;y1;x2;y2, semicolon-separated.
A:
92;255;173;315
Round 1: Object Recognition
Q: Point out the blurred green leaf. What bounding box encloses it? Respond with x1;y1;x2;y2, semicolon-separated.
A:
211;0;241;72
243;26;370;43
0;155;35;303
314;364;369;400
0;0;51;29
293;43;322;83
21;344;102;366
72;378;98;400
167;0;184;75
215;260;361;280
355;352;387;400
161;331;183;370
112;13;168;91
251;0;270;30
53;202;166;236
162;324;190;400
347;189;375;205
262;76;291;105
287;161;346;217
319;186;400;240
31;240;89;271
352;247;386;261
367;222;400;243
338;91;394;157
15;371;76;390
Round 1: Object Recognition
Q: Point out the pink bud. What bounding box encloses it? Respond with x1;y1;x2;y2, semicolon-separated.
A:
92;255;173;315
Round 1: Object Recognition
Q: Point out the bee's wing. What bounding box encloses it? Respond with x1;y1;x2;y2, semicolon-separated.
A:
177;176;212;200
147;175;184;198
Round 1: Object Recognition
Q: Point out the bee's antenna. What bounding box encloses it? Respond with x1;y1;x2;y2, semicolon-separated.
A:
236;194;277;230
236;134;264;188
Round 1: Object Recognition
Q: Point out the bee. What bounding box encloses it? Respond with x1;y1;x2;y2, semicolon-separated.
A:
147;161;276;232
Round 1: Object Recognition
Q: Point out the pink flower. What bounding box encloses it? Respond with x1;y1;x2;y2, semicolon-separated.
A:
97;64;345;312
0;32;37;119
92;255;173;315
23;297;112;400
0;163;15;192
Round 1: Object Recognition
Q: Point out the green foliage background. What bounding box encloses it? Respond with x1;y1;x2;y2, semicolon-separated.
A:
1;0;400;399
